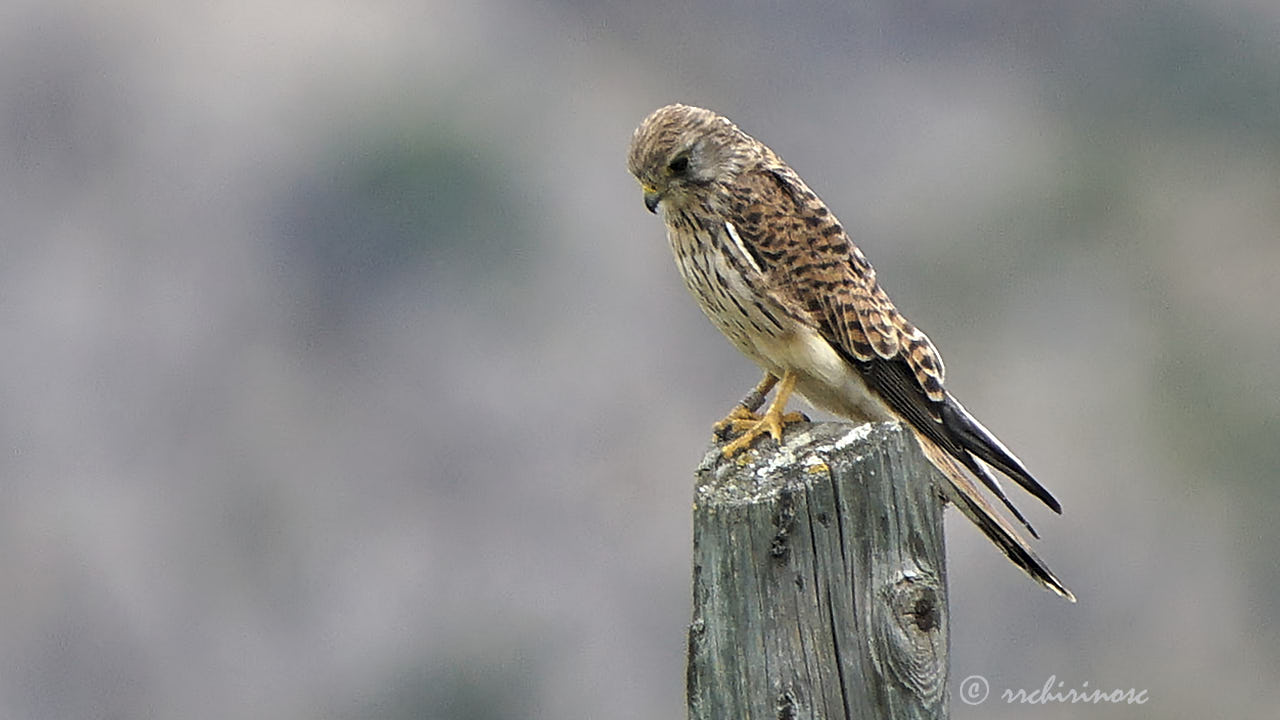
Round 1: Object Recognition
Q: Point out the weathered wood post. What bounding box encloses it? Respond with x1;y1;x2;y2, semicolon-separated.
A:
687;421;949;720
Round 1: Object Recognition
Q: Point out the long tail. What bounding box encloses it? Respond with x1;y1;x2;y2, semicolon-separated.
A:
915;433;1076;602
942;392;1062;514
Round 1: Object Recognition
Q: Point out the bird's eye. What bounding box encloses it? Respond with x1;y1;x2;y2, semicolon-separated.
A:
667;155;690;175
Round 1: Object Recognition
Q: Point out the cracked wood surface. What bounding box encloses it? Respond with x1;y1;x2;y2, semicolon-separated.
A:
687;421;949;720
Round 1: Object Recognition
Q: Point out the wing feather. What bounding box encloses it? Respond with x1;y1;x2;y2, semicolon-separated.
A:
727;166;944;400
725;164;1063;532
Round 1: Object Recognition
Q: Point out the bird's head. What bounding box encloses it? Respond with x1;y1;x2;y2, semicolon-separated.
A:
627;104;756;215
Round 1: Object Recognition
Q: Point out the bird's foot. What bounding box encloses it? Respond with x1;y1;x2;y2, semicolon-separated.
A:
712;405;761;440
716;405;808;457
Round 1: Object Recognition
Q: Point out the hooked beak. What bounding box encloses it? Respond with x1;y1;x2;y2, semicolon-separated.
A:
643;189;661;214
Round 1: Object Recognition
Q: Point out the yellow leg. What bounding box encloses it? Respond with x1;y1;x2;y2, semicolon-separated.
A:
712;373;779;438
719;370;806;457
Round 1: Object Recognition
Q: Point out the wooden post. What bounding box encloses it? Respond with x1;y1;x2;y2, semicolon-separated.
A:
686;421;949;720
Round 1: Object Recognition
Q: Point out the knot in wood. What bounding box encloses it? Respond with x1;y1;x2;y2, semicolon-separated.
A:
876;572;947;709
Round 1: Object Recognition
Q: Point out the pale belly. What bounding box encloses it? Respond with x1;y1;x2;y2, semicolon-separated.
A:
753;323;897;424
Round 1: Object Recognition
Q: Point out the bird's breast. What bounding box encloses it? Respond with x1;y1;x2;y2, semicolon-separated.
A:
666;221;792;363
665;219;894;424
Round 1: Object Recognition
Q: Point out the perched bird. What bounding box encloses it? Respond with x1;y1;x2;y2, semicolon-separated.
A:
628;104;1073;601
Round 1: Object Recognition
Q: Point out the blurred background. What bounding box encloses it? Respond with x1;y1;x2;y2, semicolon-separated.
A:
2;1;1277;718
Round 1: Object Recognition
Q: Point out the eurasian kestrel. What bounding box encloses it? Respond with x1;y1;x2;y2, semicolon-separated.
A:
628;103;1073;600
